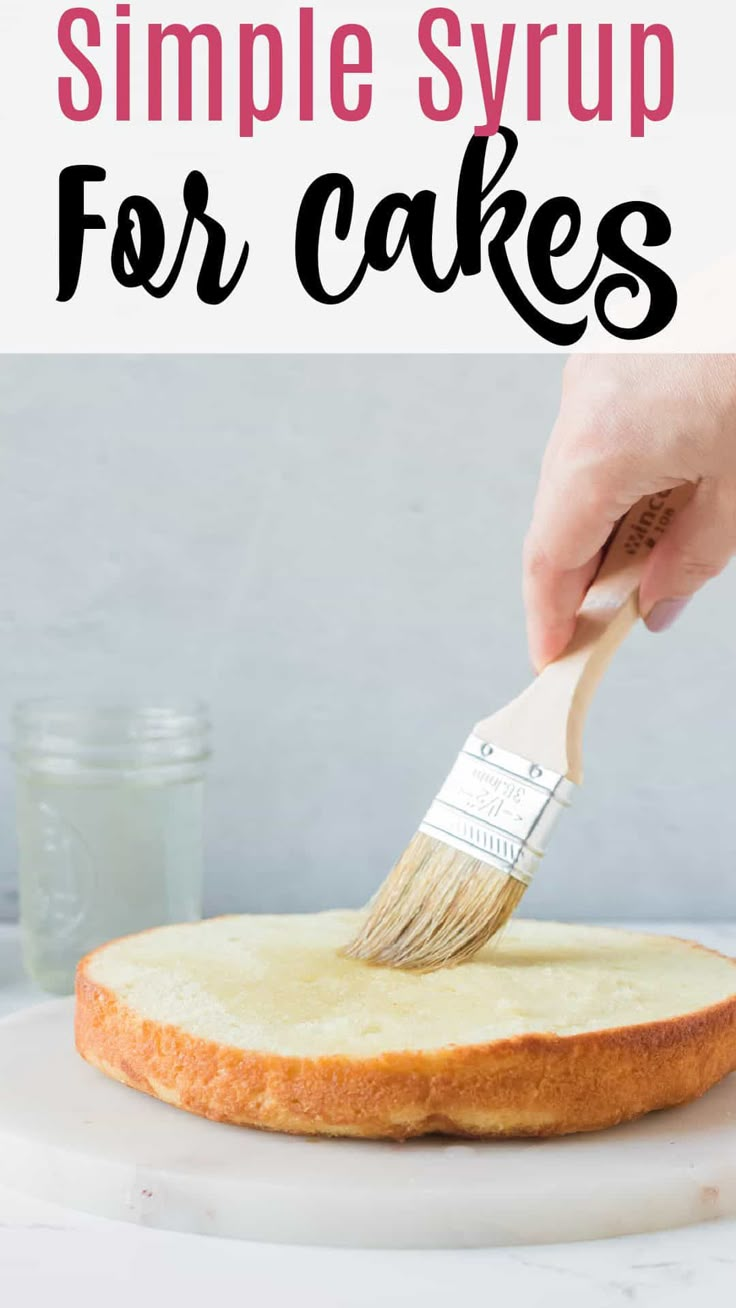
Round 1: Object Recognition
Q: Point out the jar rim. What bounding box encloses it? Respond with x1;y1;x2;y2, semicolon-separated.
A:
11;698;211;769
13;697;208;731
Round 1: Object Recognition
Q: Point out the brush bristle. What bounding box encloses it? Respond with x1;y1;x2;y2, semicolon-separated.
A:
344;831;528;971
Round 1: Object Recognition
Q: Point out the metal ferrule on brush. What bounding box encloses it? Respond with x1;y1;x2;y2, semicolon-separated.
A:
419;735;576;886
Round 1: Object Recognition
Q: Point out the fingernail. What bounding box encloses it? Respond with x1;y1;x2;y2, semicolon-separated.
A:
644;597;691;633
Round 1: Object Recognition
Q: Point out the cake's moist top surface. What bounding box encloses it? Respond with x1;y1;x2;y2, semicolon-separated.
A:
86;912;736;1058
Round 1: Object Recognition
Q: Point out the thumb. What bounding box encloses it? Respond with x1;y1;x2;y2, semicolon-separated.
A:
639;478;736;632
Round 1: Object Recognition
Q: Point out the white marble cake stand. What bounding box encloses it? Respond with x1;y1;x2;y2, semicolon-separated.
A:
0;1000;734;1249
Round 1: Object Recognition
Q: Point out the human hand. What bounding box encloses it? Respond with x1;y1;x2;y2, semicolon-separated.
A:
523;354;736;672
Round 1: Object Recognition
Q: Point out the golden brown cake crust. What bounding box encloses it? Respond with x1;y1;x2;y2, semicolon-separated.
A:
75;936;736;1140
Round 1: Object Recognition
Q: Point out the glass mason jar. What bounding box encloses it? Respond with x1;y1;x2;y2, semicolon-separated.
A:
12;701;210;995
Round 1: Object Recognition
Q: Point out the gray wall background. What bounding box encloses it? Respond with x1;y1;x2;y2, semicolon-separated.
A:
1;356;734;922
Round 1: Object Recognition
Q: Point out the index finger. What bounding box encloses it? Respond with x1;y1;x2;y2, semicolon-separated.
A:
523;440;628;670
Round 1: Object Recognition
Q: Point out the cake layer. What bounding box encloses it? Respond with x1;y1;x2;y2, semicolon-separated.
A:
76;913;736;1138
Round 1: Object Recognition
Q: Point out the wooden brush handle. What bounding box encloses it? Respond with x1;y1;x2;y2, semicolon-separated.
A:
475;483;695;783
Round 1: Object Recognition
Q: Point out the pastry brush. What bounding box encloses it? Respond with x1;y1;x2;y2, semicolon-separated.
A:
345;484;693;971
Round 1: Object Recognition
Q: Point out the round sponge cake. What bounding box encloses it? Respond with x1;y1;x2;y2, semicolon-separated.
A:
76;912;736;1138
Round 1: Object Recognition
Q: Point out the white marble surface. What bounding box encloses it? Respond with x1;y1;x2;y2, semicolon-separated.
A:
1;922;736;1306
